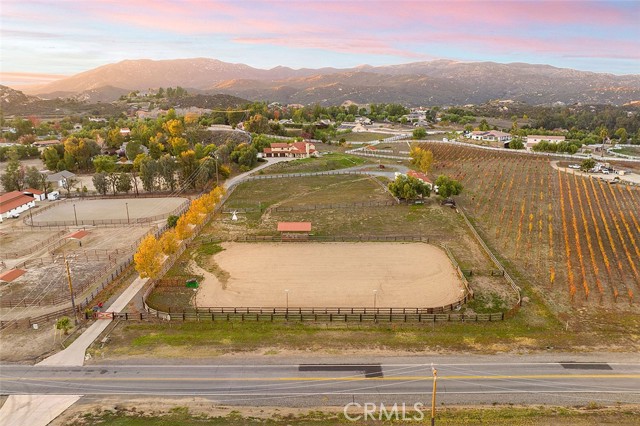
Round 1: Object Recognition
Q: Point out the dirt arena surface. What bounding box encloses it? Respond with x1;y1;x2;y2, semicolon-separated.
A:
30;197;188;223
196;242;464;308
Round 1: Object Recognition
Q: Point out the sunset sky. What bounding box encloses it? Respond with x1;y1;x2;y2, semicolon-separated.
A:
1;0;639;86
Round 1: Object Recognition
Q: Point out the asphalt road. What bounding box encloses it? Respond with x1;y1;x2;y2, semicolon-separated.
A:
2;360;639;407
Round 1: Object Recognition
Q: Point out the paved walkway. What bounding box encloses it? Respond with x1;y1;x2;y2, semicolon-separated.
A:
0;275;149;425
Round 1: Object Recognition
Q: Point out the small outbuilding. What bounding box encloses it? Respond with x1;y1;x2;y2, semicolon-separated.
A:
277;222;312;241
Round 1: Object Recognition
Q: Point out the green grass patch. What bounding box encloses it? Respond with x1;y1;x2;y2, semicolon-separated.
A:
466;292;508;314
260;153;368;174
94;301;632;358
611;146;640;157
222;175;391;213
66;405;640;426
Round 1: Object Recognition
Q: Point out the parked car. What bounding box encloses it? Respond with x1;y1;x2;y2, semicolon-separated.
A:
568;164;580;169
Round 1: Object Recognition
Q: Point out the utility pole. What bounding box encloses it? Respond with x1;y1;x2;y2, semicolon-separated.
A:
431;365;438;426
125;202;130;224
73;204;78;226
63;252;78;325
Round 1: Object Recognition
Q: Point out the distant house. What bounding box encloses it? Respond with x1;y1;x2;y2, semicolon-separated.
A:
355;117;372;125
406;170;433;188
23;188;46;201
46;170;76;188
352;123;367;133
263;142;318;158
0;191;36;221
72;123;83;131
119;128;131;137
469;131;511;143
526;135;565;149
33;139;61;148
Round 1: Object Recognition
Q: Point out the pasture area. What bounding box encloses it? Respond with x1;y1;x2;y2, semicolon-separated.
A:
419;141;640;310
223;174;394;213
259;153;368;175
30;197;188;224
175;174;514;314
194;242;464;308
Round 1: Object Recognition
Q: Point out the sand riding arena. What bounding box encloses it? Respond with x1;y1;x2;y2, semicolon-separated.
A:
193;242;466;308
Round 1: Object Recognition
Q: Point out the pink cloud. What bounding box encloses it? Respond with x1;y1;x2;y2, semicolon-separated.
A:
234;36;431;59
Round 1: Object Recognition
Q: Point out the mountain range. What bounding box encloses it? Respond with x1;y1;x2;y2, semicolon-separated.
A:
14;58;640;106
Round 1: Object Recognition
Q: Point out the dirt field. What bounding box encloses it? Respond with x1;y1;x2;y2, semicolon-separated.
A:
195;242;464;308
30;197;188;223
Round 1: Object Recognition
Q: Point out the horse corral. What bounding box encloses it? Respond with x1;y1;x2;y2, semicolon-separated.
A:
29;197;188;225
194;242;465;308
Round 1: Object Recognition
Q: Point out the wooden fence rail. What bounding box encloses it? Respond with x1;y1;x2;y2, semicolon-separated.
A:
114;310;504;323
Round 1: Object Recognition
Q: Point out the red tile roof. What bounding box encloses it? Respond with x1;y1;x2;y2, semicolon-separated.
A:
24;188;44;195
277;222;312;232
407;170;432;184
0;269;26;283
66;230;89;240
0;192;35;214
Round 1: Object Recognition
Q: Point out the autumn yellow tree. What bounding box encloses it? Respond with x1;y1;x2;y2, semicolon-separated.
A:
134;234;163;279
163;119;184;137
175;214;193;240
159;229;179;255
409;144;434;173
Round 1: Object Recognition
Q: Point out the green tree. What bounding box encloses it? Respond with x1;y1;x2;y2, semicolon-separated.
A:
42;146;62;171
92;172;109;195
116;173;132;193
388;175;431;201
177;150;199;189
434;175;463;199
167;215;179;228
509;138;524;149
157;154;177;191
615;128;628;144
478;119;490;131
580;158;596;172
245;114;270;134
125;140;143;160
56;317;73;335
412;127;427;139
139;156;158;192
0;157;25;191
92;155;116;173
24;166;43;190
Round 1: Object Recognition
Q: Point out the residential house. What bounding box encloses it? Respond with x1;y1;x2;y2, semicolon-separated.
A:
469;130;512;143
46;170;76;188
406;170;433;188
352;123;367;133
526;135;565;149
0;191;36;221
263;142;318;158
33;139;61;148
119;128;131;137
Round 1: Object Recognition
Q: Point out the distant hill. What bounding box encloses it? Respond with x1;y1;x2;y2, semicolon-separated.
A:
0;84;249;117
17;58;640;106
